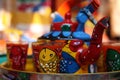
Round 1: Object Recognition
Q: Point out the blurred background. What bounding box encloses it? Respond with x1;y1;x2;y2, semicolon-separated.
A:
0;0;52;55
0;0;119;57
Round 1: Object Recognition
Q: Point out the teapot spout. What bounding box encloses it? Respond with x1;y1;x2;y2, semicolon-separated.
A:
77;17;109;65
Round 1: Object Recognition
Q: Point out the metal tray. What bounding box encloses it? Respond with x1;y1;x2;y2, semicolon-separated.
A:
1;60;120;80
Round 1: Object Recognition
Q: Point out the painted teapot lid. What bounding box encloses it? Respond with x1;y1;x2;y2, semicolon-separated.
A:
39;12;90;41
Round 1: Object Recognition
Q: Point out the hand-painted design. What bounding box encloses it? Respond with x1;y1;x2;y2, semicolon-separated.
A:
40;31;90;40
61;24;71;31
7;43;28;70
39;48;59;73
106;49;120;71
38;12;90;41
60;52;80;73
37;0;109;74
32;42;62;73
72;32;90;40
62;40;88;59
69;40;84;52
10;46;23;70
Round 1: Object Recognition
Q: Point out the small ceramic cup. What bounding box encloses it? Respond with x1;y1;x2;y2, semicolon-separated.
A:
32;41;63;73
6;41;28;70
101;42;120;72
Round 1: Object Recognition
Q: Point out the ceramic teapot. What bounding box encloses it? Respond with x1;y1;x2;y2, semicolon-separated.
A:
37;0;109;73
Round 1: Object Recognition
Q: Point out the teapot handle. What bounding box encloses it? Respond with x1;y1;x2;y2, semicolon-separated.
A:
76;17;110;65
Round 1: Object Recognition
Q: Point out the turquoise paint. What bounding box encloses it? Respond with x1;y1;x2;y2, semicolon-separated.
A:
0;55;7;64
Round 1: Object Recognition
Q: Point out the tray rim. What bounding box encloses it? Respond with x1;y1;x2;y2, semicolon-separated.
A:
1;62;120;76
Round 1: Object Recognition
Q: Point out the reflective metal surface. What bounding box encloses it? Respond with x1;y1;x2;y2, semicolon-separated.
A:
0;62;120;80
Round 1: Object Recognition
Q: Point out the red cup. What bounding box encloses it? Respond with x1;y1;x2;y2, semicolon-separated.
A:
100;42;120;72
6;41;28;70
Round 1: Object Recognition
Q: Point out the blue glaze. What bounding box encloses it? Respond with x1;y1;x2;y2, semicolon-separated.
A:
76;12;88;23
43;32;52;37
52;31;61;37
62;31;72;37
60;52;80;73
72;32;90;40
53;13;64;22
62;52;75;60
67;60;80;73
40;2;97;40
76;23;85;31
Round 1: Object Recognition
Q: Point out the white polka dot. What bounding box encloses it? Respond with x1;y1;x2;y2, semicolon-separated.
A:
40;63;43;66
63;62;65;65
63;69;66;71
45;63;48;66
65;60;67;63
92;59;94;61
83;56;86;59
74;42;80;45
54;61;57;63
69;61;72;64
49;69;52;71
113;67;115;70
88;50;90;53
44;68;47;71
42;65;45;68
53;69;56;72
115;55;117;58
97;44;100;48
78;49;83;53
53;63;56;66
64;65;67;67
95;35;98;38
57;36;60;39
46;65;49;68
